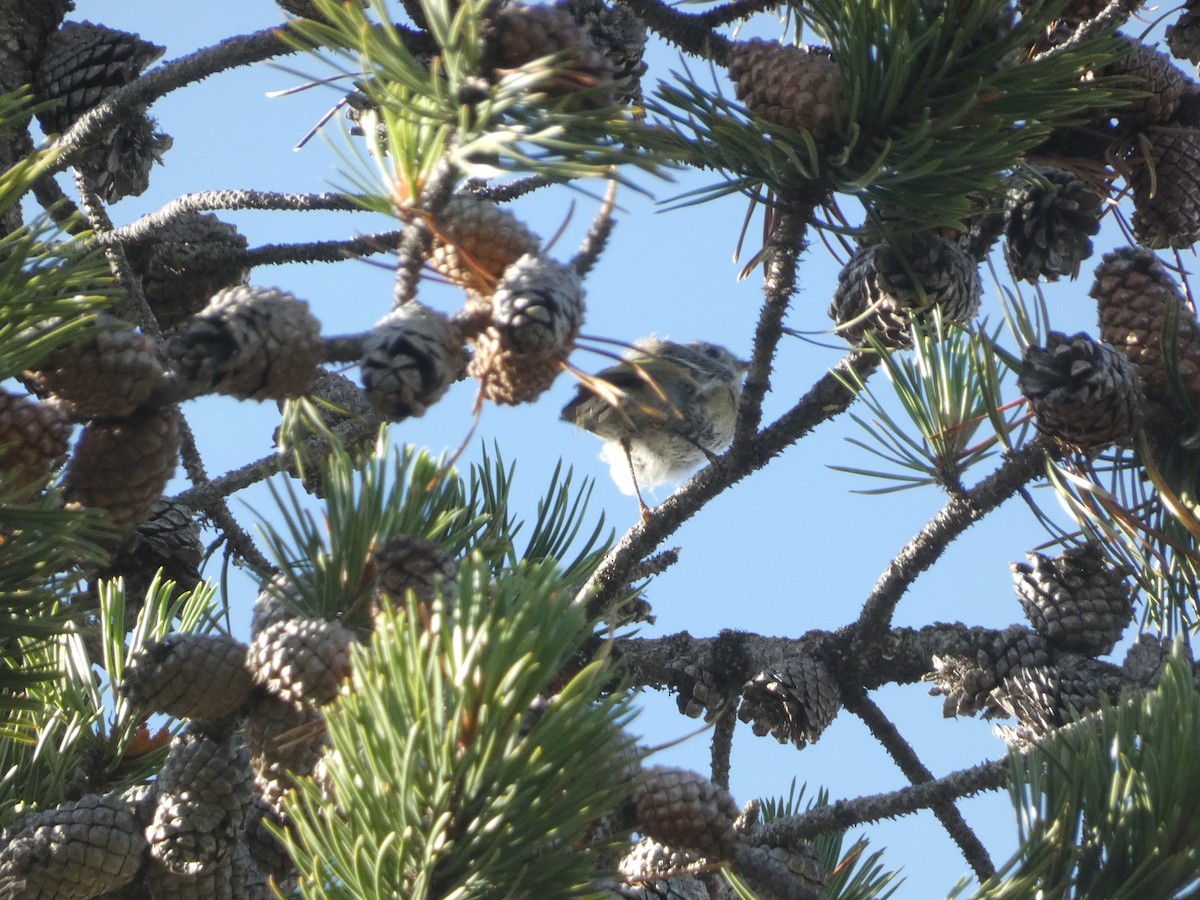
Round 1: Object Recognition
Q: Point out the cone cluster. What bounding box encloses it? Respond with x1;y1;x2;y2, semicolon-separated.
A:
460;252;586;405
930;625;1051;719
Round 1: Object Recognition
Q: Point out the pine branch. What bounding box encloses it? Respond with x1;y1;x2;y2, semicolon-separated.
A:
242;230;405;267
710;705;737;790
844;688;995;882
853;438;1056;647
753;756;1010;844
733;208;811;449
618;0;733;63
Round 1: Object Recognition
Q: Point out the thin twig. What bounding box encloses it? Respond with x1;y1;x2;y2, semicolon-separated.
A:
844;689;995;882
710;705;737;790
169;415;379;512
73;173;161;339
176;418;276;577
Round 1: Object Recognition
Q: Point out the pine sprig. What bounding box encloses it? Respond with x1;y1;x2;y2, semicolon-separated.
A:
649;0;1135;231
833;317;1012;493
279;556;637;898
289;0;666;208
0;578;218;822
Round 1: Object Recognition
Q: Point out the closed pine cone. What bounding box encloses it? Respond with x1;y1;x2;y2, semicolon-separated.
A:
726;39;847;142
1127;126;1200;249
0;390;71;490
428;196;541;294
27;314;163;420
64;405;181;533
1090;247;1200;435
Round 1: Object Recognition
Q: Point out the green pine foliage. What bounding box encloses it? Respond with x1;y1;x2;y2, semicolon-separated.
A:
970;646;1200;899
277;554;637;898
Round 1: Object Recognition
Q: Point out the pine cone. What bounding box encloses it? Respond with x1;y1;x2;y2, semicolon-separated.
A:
566;0;647;101
1108;38;1192;130
167;286;322;400
27;315;164;420
247;617;357;706
726;39;847;142
1018;331;1143;450
0;390;71;490
123;632;253;719
242;795;296;889
109;500;204;598
428;197;542;294
372;532;459;610
631;767;740;859
124;213;249;332
1004;167;1102;282
1127;126;1200;249
77;114;173;203
245;694;326;814
34;21;170;202
484;2;615;107
737;655;840;749
1012;543;1134;656
1168;2;1200;65
930;625;1051;718
250;575;301;639
147;728;254;876
360;303;465;420
0;793;146;899
1090;247;1200;434
64;406;181;533
990;661;1117;732
735;843;828;897
34;21;163;134
618;835;703;876
140;856;234;900
830;233;981;349
466;253;584;404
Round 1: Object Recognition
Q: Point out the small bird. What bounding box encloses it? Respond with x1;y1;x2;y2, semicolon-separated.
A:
561;338;749;514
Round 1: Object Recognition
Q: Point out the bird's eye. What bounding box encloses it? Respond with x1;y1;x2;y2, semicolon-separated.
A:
702;345;723;359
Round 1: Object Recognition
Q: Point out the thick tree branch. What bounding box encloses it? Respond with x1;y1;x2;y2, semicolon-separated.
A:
618;0;732;63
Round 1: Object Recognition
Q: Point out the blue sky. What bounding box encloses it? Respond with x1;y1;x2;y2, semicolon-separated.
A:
59;2;1155;895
